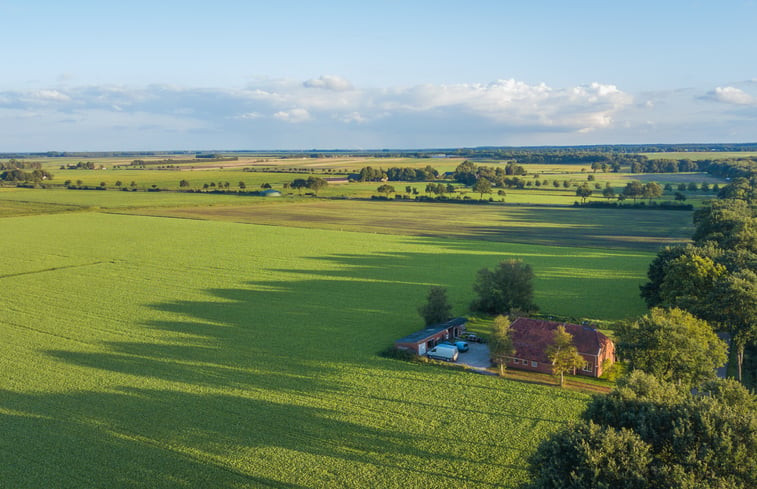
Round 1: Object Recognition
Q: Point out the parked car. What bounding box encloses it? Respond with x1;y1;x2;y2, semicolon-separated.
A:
427;344;459;362
461;333;482;343
441;340;469;352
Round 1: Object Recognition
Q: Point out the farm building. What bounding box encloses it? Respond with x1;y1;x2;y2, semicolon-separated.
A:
260;189;282;197
395;317;467;356
504;318;615;378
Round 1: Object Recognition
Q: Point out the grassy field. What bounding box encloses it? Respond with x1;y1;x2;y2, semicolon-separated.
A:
639;151;757;161
0;209;663;488
0;173;698;487
129;199;693;252
0;187;272;210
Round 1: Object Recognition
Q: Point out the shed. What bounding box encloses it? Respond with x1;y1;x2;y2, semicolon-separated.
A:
394;317;467;356
261;189;282;197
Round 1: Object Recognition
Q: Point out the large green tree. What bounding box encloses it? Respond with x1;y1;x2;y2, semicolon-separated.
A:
575;184;592;203
472;178;492;199
622;180;644;203
530;372;757;489
617;308;727;387
488;315;514;375
545;325;585;387
376;184;395;197
641;182;662;203
528;421;653;489
639;244;722;308
471;260;537;315
693;199;757;254
709;269;757;382
306;176;328;195
658;254;726;318
417;286;453;326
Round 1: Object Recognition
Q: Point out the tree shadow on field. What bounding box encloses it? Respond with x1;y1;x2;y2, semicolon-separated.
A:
3;247;595;487
0;386;503;488
463;206;693;252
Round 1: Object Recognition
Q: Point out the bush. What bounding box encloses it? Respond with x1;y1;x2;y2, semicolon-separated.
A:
379;346;417;361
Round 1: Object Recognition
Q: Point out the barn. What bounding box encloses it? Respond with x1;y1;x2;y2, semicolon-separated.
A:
503;317;615;378
394;317;468;356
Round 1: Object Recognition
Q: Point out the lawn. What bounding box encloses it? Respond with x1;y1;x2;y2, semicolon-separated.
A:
0;211;654;488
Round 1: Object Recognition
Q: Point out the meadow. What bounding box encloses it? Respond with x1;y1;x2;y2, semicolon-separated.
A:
0;154;703;487
132;199;693;252
0;208;664;488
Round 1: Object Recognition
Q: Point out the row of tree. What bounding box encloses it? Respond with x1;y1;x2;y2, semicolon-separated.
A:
527;170;757;488
355;165;439;182
0;168;53;182
288;176;328;195
0;159;43;170
639;195;756;382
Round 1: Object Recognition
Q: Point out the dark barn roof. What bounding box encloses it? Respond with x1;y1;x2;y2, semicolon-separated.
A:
396;317;467;344
510;317;612;363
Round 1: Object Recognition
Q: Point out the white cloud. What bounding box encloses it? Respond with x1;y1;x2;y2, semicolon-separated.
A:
303;75;354;91
34;89;70;102
706;86;756;105
235;111;262;120
374;79;632;132
340;111;366;124
2;76;754;150
273;108;311;123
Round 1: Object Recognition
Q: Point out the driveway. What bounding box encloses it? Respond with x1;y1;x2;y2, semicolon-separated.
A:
457;342;492;371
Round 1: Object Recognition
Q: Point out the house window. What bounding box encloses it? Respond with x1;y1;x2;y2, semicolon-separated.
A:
582;362;591;372
531;361;538;367
513;358;519;364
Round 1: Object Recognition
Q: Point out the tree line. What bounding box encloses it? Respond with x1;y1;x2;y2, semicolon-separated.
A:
526;174;757;488
0;168;53;182
0;159;43;170
354;166;439;182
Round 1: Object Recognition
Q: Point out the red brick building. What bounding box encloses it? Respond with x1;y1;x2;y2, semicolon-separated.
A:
503;318;615;378
394;318;468;356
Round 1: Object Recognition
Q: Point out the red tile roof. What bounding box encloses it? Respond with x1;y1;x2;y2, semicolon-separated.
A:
510;317;613;363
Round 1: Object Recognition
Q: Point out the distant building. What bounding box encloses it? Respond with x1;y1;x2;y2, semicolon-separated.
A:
394;318;468;356
504;318;615;378
325;177;349;184
260;189;282;197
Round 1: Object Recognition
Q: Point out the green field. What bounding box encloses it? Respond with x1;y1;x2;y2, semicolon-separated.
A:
130;199;693;252
0;205;667;488
0;175;697;487
639;151;757;161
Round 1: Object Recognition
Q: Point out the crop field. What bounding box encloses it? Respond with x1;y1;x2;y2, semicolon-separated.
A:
49;168;303;190
0;209;663;487
0;188;275;212
132;199;693;252
639;151;757;161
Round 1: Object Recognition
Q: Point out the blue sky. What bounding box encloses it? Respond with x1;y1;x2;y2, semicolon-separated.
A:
1;0;756;150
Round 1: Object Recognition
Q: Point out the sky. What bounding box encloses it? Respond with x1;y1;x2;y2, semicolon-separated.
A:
1;0;756;151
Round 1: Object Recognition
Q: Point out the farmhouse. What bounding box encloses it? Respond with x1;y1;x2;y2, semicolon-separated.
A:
505;318;615;378
395;317;467;356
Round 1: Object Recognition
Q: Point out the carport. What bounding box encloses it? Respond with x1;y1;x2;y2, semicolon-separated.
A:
394;317;467;355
